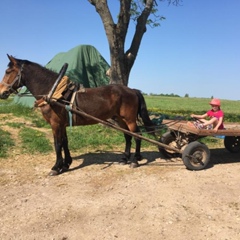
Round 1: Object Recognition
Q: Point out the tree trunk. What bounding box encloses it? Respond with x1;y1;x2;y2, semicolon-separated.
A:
89;0;154;86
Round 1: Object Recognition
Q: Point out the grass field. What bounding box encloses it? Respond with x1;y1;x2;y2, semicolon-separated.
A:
145;95;240;113
144;95;240;122
2;95;240;119
1;95;240;157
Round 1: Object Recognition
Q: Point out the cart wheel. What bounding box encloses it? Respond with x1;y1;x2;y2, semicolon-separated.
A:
182;141;210;170
158;131;180;158
224;136;240;153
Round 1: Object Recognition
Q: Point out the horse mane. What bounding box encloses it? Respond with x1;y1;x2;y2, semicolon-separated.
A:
13;58;58;86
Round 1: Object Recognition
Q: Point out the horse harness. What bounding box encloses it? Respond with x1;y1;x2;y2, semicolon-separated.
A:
1;64;24;94
34;77;86;126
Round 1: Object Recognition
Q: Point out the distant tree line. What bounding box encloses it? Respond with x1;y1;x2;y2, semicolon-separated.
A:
142;93;181;97
142;93;191;98
142;93;216;99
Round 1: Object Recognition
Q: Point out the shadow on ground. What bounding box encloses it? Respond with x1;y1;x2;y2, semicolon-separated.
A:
66;147;240;173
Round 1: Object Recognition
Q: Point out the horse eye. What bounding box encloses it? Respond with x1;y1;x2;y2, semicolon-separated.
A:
5;69;12;74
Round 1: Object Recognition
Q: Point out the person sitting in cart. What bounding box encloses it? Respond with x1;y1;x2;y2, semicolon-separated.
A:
190;98;224;131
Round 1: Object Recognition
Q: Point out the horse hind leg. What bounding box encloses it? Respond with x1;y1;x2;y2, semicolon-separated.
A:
131;125;142;168
119;133;132;165
116;118;133;165
126;122;142;168
117;118;141;168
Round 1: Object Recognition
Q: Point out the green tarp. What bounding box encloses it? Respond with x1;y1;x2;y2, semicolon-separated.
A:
46;44;110;87
13;44;110;107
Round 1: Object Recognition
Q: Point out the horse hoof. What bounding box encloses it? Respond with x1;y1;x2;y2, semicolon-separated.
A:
119;159;127;165
130;162;139;168
62;166;69;173
49;170;59;176
134;155;142;161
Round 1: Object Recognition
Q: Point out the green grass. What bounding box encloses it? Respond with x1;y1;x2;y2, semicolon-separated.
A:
1;95;240;157
6;122;25;128
67;124;155;152
0;98;49;128
0;128;15;158
68;125;122;151
19;127;53;154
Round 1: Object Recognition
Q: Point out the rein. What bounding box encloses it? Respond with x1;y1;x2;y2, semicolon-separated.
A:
1;64;24;94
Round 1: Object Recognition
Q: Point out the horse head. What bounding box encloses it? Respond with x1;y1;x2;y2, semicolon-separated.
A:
0;54;24;99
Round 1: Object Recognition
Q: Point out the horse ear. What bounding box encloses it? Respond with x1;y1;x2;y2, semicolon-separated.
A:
7;54;17;64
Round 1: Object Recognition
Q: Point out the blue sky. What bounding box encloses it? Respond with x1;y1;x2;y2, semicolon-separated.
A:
0;0;239;100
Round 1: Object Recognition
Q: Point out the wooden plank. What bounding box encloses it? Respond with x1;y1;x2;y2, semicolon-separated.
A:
162;119;240;137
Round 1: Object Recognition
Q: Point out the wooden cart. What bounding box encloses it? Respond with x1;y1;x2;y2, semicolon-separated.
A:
158;120;240;170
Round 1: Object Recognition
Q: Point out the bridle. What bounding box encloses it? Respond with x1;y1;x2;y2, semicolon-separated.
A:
1;64;24;94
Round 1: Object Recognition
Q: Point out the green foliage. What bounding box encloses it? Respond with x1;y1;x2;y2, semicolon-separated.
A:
19;128;52;154
130;0;179;28
0;128;15;158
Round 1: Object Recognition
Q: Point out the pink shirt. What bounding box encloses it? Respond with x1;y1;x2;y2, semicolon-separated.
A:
207;109;224;129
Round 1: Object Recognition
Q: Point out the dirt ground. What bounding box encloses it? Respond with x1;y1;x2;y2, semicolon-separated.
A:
1;118;240;239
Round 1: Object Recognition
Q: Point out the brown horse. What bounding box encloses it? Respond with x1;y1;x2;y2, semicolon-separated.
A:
0;55;155;175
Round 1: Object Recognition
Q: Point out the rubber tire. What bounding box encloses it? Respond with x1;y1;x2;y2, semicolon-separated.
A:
158;131;181;159
182;141;210;170
224;136;240;153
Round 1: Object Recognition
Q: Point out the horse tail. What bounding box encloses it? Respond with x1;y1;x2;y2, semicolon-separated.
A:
134;89;156;135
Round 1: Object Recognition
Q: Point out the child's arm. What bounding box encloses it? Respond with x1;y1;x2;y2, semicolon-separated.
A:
191;113;208;119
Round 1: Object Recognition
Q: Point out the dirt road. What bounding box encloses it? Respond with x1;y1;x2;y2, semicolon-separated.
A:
1;147;240;240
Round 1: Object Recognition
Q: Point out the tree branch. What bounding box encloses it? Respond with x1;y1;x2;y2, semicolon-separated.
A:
127;0;154;68
88;1;115;48
88;0;96;5
116;0;131;42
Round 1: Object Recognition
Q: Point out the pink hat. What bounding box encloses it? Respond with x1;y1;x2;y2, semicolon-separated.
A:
209;98;221;106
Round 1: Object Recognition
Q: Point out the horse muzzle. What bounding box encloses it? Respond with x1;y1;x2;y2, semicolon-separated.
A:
0;88;11;99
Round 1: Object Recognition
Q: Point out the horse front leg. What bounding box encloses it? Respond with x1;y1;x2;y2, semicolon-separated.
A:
49;125;73;175
50;128;73;175
49;137;64;176
62;128;72;172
